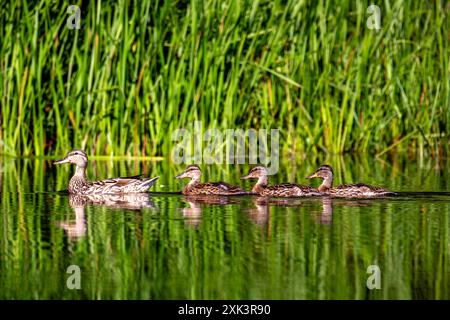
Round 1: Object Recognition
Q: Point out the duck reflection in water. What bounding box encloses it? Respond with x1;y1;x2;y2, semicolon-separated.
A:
317;197;333;225
82;192;156;210
57;195;88;241
180;197;202;228
246;197;270;226
58;193;156;240
245;197;303;226
179;195;336;228
247;197;334;226
180;195;243;228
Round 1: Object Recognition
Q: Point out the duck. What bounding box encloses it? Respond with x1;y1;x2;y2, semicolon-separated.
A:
307;165;395;198
241;166;321;197
54;149;159;194
175;165;248;196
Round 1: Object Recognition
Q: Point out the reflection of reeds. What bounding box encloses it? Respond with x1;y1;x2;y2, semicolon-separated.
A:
1;158;450;299
0;1;448;158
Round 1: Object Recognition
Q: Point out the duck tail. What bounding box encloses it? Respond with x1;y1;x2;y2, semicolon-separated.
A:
140;176;159;191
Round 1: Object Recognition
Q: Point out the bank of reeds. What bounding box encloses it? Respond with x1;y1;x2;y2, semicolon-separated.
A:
0;0;449;158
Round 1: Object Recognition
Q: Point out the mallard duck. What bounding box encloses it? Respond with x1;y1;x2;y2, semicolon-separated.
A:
307;165;395;198
175;165;248;196
241;166;321;197
54;149;159;195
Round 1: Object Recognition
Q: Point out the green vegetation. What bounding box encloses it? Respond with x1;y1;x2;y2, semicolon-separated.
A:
0;0;449;157
1;157;449;299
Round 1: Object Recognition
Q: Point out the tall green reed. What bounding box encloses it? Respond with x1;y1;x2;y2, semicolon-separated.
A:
0;0;448;158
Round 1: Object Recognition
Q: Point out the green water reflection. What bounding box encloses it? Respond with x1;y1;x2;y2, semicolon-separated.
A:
0;156;449;299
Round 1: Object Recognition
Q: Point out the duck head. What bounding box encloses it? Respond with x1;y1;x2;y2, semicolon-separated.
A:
307;165;333;191
307;165;333;179
241;166;268;180
54;150;88;168
176;165;202;182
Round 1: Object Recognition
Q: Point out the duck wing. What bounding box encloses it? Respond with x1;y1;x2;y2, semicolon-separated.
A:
212;181;247;193
88;176;159;194
262;183;321;197
186;182;248;195
332;183;395;198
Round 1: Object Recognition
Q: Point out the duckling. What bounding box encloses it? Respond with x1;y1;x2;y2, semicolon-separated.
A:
175;165;248;196
54;149;159;194
307;165;395;198
241;166;321;197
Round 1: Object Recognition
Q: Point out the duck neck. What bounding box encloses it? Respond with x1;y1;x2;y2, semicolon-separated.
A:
74;165;87;180
74;206;86;225
319;174;333;192
68;165;88;194
187;175;200;186
252;175;268;193
183;176;201;194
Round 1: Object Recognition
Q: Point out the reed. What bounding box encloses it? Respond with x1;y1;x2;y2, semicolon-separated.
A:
0;0;448;158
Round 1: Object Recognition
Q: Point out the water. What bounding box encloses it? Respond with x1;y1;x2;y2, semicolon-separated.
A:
1;156;449;299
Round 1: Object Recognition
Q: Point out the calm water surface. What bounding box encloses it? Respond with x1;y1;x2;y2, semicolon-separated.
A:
1;156;449;299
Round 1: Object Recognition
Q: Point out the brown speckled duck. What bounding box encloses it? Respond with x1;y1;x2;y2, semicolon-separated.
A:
241;166;321;197
307;165;396;198
54;150;159;195
176;165;248;196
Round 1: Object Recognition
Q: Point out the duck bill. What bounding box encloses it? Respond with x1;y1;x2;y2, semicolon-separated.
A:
175;172;187;179
54;157;70;165
241;174;251;180
307;172;318;179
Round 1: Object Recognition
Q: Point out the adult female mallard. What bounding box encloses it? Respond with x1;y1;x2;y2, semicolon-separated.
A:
54;150;158;194
241;166;321;197
307;165;395;198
